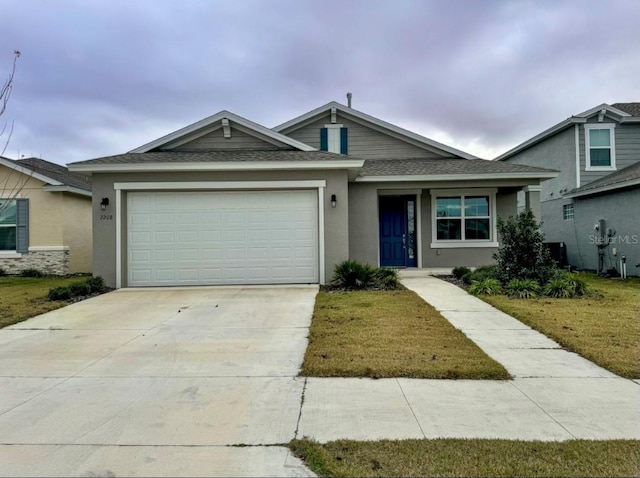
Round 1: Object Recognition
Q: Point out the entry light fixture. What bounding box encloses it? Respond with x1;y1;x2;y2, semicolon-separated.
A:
100;197;110;211
330;194;337;208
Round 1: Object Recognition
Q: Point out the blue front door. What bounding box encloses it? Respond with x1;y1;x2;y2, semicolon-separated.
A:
379;196;417;267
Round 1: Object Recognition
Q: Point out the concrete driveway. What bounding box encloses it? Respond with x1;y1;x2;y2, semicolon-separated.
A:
0;286;317;477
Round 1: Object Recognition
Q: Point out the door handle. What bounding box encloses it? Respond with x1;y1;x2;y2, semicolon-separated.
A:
402;234;406;248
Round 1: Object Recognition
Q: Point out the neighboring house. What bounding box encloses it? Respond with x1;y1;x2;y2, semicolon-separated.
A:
496;102;640;274
0;157;93;275
68;101;556;288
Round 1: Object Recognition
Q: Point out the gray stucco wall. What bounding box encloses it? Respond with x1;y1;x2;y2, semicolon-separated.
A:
91;169;349;287
571;188;640;274
348;181;528;269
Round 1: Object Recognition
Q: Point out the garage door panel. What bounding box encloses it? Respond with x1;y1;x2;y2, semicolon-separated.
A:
128;190;319;286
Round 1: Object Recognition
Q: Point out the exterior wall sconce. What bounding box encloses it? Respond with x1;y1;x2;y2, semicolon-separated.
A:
100;197;110;211
330;194;337;208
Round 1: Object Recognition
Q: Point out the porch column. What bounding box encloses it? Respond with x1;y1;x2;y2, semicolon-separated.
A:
523;185;541;220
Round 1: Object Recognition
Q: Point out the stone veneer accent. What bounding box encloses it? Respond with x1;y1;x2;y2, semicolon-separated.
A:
0;249;69;276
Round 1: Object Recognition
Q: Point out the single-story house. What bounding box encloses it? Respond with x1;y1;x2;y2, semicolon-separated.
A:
0;156;93;274
495;102;640;274
68;101;557;288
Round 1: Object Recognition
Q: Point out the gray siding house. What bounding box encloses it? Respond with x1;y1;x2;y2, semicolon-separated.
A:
496;102;640;275
68;101;556;288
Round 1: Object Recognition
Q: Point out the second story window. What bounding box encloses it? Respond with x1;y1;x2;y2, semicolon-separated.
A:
320;125;348;154
585;124;616;170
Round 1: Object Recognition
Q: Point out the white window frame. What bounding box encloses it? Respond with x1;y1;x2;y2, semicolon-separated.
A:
430;189;498;248
0;199;18;254
324;124;343;154
585;124;616;171
563;203;574;221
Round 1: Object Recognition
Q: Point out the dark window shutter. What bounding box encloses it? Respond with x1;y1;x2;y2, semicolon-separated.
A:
16;198;29;253
340;127;348;154
320;128;328;151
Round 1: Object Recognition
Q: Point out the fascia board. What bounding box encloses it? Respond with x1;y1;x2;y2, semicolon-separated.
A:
355;171;559;182
0;157;64;186
494;118;585;161
130;110;316;153
565;178;640;198
275;101;478;159
68;160;365;173
42;185;92;197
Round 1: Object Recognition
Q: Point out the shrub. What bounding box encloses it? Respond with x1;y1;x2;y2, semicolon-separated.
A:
69;281;91;297
373;268;400;290
48;286;72;301
452;266;471;280
494;210;557;285
543;271;591;298
0;267;6;276
462;265;497;285
20;268;45;278
86;276;106;293
468;278;503;296
505;278;541;299
332;260;377;289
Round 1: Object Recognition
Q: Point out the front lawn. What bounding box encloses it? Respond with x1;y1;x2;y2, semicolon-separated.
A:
301;290;509;379
482;274;640;378
290;438;640;477
0;276;83;328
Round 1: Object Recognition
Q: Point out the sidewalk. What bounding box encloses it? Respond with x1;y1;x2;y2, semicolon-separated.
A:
296;273;640;443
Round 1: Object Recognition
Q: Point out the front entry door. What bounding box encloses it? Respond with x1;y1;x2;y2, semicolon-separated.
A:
379;196;417;267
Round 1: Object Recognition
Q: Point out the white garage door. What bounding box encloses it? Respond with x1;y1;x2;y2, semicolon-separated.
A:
127;190;319;286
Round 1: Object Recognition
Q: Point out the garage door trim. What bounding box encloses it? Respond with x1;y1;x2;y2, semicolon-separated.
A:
114;180;326;288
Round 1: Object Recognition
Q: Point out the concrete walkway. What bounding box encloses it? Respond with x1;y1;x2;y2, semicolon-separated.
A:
297;272;640;443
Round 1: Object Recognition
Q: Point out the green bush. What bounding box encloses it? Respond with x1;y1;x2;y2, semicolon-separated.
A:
20;268;45;278
543;271;591;298
0;267;6;277
452;266;471;280
462;265;497;285
505;278;541;299
69;281;92;297
494;210;556;285
86;276;106;293
468;278;503;296
373;268;400;290
48;286;72;301
331;260;401;290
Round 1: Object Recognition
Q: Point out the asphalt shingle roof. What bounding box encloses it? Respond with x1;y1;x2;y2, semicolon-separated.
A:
569;161;640;196
359;158;557;176
69;149;347;165
15;157;91;191
611;102;640;116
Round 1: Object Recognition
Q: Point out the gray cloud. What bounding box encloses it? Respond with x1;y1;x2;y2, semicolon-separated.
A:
1;0;638;163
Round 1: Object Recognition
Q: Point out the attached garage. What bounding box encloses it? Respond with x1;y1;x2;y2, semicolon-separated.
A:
126;189;319;286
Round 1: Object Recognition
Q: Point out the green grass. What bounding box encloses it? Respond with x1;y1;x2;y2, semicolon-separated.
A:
301;290;510;379
482;274;640;378
0;276;84;328
290;438;640;477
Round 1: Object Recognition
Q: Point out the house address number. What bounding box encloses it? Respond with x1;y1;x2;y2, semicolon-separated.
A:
100;215;113;221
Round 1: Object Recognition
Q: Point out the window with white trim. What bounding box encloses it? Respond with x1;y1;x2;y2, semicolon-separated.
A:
585;124;616;170
320;125;348;154
563;203;574;220
0;199;17;251
432;191;496;246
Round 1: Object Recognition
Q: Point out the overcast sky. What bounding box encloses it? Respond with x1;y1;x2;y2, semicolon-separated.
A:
1;0;639;165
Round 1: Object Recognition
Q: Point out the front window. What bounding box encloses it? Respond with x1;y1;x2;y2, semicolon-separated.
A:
0;200;17;251
585;125;616;170
435;194;491;242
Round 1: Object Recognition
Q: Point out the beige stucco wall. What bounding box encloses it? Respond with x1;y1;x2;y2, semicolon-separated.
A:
90;170;350;288
63;192;93;273
0;164;92;274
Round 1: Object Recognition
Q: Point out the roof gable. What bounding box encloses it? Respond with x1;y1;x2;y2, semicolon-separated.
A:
273;101;477;159
496;102;640;161
0;156;92;195
130;110;316;153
